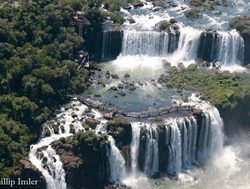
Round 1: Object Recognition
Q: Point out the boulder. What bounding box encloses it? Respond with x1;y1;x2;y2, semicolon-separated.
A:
152;0;165;7
129;18;136;24
128;84;136;91
124;73;130;78
105;184;131;189
169;3;178;7
123;4;132;10
169;18;177;24
118;91;126;96
245;64;250;69
172;23;180;30
85;118;101;129
132;1;144;8
111;74;119;79
71;112;78;118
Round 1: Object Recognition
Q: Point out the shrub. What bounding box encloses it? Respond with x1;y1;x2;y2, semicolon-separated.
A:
111;11;124;24
184;8;201;19
230;17;250;34
158;20;171;31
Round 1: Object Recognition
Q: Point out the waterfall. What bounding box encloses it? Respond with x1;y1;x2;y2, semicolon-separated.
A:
165;119;182;174
128;94;223;177
216;30;244;65
131;122;141;175
107;136;127;183
121;30;178;56
198;30;244;65
116;28;244;67
174;94;224;158
120;27;201;63
165;117;199;174
30;145;67;189
29;101;87;189
101;30;123;61
144;124;159;176
168;27;202;63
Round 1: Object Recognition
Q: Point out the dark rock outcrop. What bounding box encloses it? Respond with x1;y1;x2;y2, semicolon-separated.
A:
107;117;132;147
132;1;144;8
242;33;250;65
52;131;110;189
12;159;46;189
96;30;123;62
197;30;218;62
85;118;101;129
219;95;250;138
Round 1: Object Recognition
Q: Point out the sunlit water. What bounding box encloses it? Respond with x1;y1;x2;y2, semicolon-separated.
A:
123;131;250;189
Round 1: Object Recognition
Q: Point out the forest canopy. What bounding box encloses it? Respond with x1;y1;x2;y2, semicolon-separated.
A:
0;0;103;177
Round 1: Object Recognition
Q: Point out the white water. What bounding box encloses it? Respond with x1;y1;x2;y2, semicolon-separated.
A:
144;124;159;176
122;30;175;56
216;29;244;65
115;27;244;68
131;122;142;175
108;0;247;72
165;116;199;174
29;101;87;189
121;0;250;31
174;93;224;158
107;135;127;183
165;118;182;174
29;100;128;187
167;27;202;65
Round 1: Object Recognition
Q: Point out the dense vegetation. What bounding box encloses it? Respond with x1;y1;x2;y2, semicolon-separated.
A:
189;0;229;10
52;130;109;188
184;8;201;19
230;16;250;35
164;64;250;125
0;0;103;177
165;64;250;108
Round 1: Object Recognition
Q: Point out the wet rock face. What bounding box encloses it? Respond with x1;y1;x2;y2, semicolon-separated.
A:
14;159;46;189
242;33;250;65
107;118;132;148
97;30;123;62
52;132;110;189
138;127;147;172
219;95;250;137
105;184;131;189
132;1;144;8
85;118;101;129
197;31;218;62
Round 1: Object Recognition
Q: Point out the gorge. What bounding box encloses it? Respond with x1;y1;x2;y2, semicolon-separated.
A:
30;0;250;187
0;0;249;189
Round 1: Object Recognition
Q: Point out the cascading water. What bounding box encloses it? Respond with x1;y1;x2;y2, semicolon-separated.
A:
174;94;224;157
144;124;159;176
29;100;127;187
107;136;127;183
131;122;141;175
216;30;244;65
198;29;244;66
165;119;182;174
33;146;67;189
128;94;224;178
29;102;89;189
167;27;202;64
106;27;244;67
122;30;178;56
101;30;123;61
